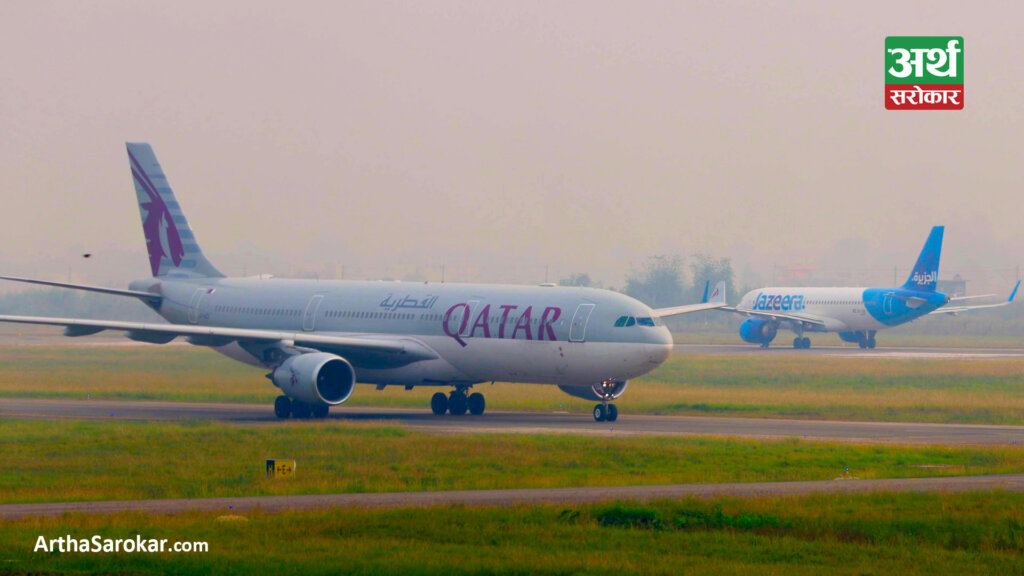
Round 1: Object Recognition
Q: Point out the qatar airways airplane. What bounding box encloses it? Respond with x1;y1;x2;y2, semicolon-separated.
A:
722;226;1018;349
0;143;725;422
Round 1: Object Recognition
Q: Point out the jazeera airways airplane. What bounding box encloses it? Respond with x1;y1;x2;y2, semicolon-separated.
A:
0;143;726;422
721;226;1019;349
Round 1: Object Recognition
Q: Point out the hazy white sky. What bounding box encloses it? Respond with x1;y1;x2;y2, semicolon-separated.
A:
1;1;1021;292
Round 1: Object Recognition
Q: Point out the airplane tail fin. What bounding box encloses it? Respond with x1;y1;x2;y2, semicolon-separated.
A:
901;225;943;292
126;143;224;278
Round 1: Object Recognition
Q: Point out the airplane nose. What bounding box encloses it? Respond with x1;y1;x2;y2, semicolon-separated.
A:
644;327;673;364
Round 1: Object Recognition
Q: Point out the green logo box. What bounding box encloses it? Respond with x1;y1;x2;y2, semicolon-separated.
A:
885;36;963;84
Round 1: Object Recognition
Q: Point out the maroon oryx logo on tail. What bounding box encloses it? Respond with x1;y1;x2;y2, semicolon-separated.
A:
128;150;184;276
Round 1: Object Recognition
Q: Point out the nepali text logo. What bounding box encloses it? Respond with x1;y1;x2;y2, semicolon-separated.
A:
886;37;963;110
443;303;561;347
752;293;805;312
912;271;937;286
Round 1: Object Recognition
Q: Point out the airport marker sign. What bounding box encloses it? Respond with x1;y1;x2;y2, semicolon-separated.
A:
885;36;963;110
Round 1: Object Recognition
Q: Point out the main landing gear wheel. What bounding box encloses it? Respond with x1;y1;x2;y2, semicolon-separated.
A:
291;400;312;419
431;392;448;415
312;404;330;419
467;392;486;415
274;395;292;419
867;337;877;349
448;391;468;416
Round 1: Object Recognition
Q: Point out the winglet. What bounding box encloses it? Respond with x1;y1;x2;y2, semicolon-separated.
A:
653;281;727;318
708;281;726;304
1009;280;1020;303
700;281;710;303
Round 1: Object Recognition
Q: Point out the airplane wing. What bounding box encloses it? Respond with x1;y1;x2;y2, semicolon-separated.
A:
730;309;830;331
930;280;1021;315
652;281;727;318
0;314;438;366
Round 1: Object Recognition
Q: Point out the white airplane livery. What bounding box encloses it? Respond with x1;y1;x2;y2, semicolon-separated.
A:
0;143;726;422
721;226;1019;349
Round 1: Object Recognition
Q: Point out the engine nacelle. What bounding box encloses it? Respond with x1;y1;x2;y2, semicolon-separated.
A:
272;353;356;406
558;381;629;401
838;331;866;344
739;318;777;344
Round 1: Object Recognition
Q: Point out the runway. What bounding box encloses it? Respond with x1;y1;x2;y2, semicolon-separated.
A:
4;398;1023;446
674;344;1024;358
1;474;1022;519
2;331;1022;360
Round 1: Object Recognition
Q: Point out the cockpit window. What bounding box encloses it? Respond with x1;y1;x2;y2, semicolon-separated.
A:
615;315;654;327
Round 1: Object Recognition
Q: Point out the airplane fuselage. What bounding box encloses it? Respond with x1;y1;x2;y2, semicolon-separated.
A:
737;286;948;332
137;276;675;389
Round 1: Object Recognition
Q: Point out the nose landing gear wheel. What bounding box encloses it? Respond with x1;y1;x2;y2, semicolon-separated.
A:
430;392;448;415
467;392;486;415
274;395;292;419
593;403;618;422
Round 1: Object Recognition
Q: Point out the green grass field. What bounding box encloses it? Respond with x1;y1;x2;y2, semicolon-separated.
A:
2;492;1022;575
2;346;1024;424
3;343;1024;574
671;328;1024;348
2;418;1023;505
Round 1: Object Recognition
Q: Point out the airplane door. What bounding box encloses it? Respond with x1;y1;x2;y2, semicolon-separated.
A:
569;303;595;342
303;295;324;332
188;288;205;324
883;293;894;315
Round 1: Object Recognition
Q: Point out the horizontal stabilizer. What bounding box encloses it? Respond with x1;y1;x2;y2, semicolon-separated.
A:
0;275;161;303
931;280;1020;315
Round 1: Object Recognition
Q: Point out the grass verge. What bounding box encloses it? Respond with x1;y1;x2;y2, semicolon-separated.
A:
2;419;1024;504
1;492;1022;574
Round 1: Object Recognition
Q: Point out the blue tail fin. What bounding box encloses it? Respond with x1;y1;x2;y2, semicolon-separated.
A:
901;226;943;291
126;143;223;278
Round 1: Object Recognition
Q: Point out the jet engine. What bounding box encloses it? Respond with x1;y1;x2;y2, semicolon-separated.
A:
272;352;356;405
558;380;629;401
739;318;777;345
838;331;866;344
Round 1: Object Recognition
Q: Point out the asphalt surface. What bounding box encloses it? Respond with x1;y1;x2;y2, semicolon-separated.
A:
4;398;1023;445
2;474;1022;519
674;344;1024;358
